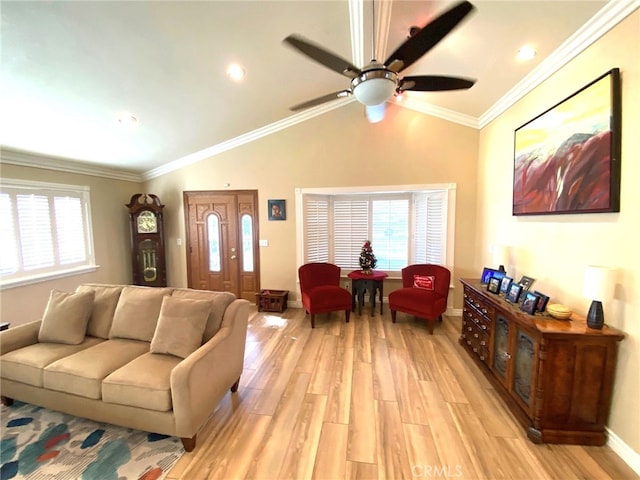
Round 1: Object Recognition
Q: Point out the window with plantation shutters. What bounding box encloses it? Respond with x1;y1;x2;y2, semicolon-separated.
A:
299;185;453;273
303;195;330;263
0;179;96;288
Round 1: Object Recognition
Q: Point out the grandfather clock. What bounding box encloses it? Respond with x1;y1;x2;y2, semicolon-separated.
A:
126;193;167;287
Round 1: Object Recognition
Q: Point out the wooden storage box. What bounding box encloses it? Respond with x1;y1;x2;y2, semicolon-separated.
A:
256;289;288;313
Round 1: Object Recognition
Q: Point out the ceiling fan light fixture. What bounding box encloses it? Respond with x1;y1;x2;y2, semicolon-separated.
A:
351;69;398;106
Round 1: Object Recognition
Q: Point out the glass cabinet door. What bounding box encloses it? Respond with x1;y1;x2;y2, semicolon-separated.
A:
492;315;510;382
513;329;535;406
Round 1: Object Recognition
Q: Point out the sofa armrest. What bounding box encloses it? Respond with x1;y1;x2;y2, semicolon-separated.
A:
0;320;41;355
170;299;250;438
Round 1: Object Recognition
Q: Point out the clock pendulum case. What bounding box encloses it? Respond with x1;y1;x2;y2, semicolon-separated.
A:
126;193;167;287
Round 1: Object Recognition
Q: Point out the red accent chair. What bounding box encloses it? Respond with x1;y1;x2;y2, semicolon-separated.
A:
388;264;451;334
298;262;352;328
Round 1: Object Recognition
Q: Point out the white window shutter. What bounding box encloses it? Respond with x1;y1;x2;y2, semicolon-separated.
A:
426;191;446;264
304;195;330;263
54;196;87;265
333;198;368;269
413;193;427;263
0;193;19;275
16;194;55;270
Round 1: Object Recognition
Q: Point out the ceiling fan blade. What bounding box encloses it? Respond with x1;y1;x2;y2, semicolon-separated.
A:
399;75;475;92
284;34;361;79
290;90;352;111
384;1;475;73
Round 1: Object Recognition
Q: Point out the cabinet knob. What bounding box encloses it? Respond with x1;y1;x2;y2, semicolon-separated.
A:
482;308;487;314
502;352;512;360
480;355;485;361
480;341;486;346
475;303;480;308
481;325;487;330
467;327;473;332
473;333;479;339
473;347;478;353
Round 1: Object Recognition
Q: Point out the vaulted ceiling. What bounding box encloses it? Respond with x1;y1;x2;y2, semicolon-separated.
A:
1;1;634;179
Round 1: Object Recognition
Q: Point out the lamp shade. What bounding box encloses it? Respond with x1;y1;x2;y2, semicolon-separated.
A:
583;265;614;301
353;77;396;106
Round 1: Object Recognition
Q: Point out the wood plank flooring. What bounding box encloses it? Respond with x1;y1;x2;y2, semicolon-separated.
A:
167;306;637;480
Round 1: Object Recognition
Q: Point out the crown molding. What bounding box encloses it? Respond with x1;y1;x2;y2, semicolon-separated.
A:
0;147;142;183
142;98;353;181
478;0;639;128
394;96;479;129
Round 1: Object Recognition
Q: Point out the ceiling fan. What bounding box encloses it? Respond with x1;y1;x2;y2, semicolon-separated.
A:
283;1;477;117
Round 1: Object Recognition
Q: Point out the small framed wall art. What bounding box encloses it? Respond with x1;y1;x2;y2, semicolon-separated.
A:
268;199;286;221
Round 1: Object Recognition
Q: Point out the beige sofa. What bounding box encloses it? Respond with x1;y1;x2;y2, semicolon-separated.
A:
0;284;250;452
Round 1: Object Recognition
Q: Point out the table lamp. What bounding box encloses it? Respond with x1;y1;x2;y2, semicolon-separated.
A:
583;265;614;329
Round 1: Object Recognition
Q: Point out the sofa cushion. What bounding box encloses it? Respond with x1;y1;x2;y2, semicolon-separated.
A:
38;289;95;345
43;339;150;399
150;296;210;359
0;337;104;387
75;284;123;339
109;286;173;342
171;289;236;341
102;353;181;412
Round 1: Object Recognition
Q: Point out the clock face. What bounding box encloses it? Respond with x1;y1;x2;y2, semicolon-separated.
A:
137;210;158;233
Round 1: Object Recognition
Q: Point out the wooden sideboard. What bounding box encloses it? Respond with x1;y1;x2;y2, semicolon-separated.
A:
459;278;624;445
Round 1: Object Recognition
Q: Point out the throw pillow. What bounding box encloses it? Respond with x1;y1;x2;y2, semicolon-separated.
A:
38;289;95;345
75;284;123;339
109;286;173;341
150;296;211;359
413;274;435;291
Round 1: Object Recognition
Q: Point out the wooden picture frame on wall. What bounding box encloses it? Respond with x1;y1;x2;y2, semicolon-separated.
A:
513;68;621;215
268;199;286;221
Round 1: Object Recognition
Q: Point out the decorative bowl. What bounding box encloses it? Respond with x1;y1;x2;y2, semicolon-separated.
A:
546;304;572;320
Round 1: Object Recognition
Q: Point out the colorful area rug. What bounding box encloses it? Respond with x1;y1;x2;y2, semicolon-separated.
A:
0;401;183;480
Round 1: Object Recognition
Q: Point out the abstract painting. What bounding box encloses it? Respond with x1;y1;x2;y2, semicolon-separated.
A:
513;68;621;215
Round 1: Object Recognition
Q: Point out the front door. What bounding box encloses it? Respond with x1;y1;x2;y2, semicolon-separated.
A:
183;190;260;301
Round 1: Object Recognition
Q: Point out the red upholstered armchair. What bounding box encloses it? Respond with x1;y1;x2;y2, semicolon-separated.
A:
388;264;451;334
298;262;352;328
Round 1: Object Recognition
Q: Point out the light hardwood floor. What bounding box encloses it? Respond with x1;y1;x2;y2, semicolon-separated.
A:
167;306;637;480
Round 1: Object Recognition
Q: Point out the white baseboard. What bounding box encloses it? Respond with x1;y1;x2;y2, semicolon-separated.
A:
606;427;640;475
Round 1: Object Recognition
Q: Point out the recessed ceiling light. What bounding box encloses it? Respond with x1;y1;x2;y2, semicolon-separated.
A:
226;63;246;81
517;45;537;61
117;112;138;127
